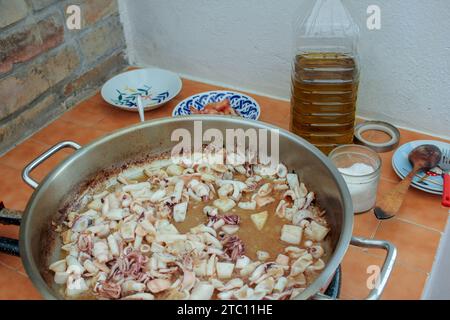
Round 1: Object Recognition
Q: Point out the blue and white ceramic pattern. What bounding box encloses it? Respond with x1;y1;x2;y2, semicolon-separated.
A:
101;68;182;112
392;140;450;195
172;91;260;120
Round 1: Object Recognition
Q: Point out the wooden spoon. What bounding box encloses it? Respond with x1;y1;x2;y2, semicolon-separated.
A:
374;144;441;220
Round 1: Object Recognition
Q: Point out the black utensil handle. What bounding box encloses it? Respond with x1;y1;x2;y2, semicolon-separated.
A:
0;202;22;225
0;202;21;256
0;237;20;256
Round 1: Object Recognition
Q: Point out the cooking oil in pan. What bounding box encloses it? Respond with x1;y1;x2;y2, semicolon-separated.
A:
290;52;359;154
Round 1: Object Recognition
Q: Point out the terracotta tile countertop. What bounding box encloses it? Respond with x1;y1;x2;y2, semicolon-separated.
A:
0;79;449;300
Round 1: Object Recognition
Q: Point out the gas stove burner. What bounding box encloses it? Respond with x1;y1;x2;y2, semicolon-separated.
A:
324;265;341;299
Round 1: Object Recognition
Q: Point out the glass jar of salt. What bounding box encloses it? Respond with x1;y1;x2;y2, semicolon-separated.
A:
329;145;382;213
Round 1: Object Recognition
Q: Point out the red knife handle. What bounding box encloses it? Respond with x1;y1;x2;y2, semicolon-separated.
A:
443;174;450;207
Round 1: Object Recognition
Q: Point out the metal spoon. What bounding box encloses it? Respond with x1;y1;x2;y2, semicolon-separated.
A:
374;144;442;220
137;95;145;123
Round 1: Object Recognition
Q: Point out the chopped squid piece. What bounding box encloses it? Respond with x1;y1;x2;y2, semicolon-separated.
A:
193;259;208;277
274;277;288;293
221;224;239;235
166;164;184;176
122;182;151;192
218;184;233;198
206;254;217;277
240;261;261;277
88;198;102;211
213;198;236;212
250;211;268;231
280;225;303;245
275;254;289;266
104;208;125;221
66;276;89;297
255;195;275;208
120;221;137;240
216;262;235;279
256;251;270;262
286;173;300;192
254;276;275;293
150;189;166;203
54;272;69;284
292;209;313;225
304;221;330;242
276;164;288;178
290;254;313;276
212;219;226;230
217;290;234;300
203;205;218;217
310;245;325;259
307;259;325;271
257;183;273;197
84;259;99;274
49;259;66;273
92;241;110;263
238;200;256;210
156;234;187;243
191;224;217;237
172;180;185;203
173;202;188;222
190;282;215;300
235;256;251;269
214;278;244;292
147;279;171;293
122;280;146;294
121;293;154;300
234;285;265;300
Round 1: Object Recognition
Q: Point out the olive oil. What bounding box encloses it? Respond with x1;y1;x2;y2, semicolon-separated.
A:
290;52;359;154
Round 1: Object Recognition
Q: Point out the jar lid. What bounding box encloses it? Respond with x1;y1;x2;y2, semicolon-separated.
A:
354;121;400;153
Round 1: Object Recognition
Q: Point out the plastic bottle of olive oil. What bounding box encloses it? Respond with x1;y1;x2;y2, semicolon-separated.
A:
291;0;360;154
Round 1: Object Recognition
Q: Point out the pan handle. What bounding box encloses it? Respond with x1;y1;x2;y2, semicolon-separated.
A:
0;237;20;256
349;237;397;300
0;202;22;226
22;141;81;189
0;202;22;256
313;236;397;300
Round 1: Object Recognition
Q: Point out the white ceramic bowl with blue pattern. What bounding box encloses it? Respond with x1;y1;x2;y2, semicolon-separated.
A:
172;90;260;120
101;68;182;112
392;140;450;195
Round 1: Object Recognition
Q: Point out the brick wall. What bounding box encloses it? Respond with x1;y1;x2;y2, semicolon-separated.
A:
0;0;129;154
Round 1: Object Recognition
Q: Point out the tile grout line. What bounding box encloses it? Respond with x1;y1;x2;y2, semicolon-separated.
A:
0;162;24;172
60;108;109;129
379;176;402;184
0;259;22;274
395;216;445;234
370;220;381;239
420;215;450;299
0;254;29;278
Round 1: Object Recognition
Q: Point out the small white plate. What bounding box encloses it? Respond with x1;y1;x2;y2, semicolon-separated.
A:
101;68;182;112
392;140;449;195
172;90;260;120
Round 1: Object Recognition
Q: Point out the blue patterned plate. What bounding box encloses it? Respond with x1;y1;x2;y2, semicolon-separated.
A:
101;68;182;112
392;140;449;195
172;91;260;120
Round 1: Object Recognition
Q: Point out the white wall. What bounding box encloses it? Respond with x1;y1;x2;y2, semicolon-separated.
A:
422;215;450;299
119;0;450;138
